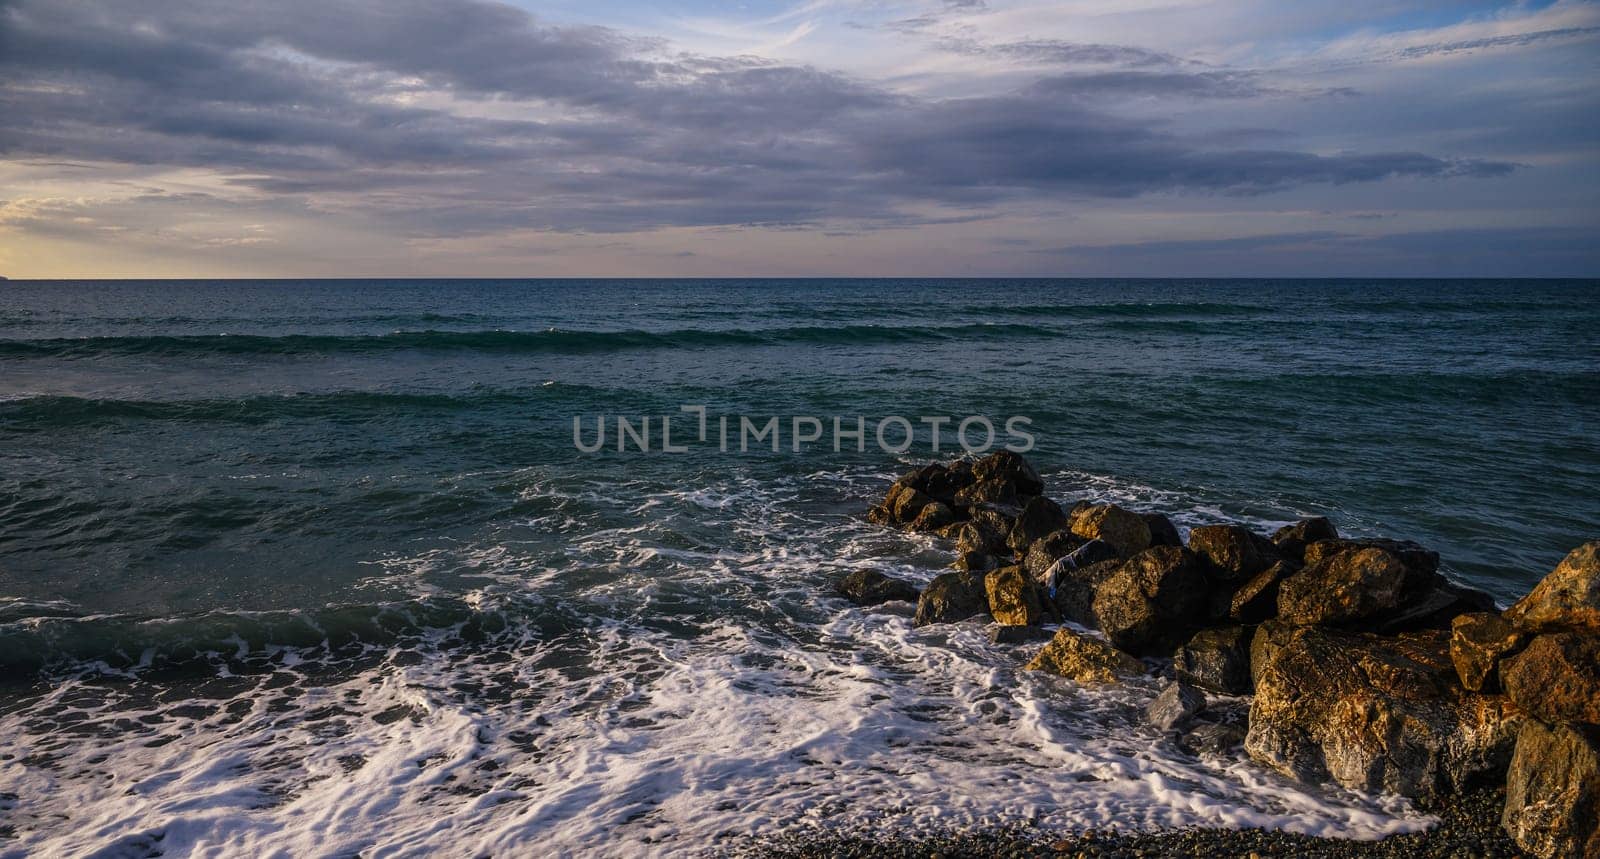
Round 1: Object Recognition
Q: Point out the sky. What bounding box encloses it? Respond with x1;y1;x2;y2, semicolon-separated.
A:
0;0;1596;277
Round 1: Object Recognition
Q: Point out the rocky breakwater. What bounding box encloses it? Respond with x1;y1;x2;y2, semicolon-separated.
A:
844;453;1600;859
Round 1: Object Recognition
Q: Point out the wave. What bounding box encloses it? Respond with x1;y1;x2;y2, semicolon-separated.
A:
0;322;1060;359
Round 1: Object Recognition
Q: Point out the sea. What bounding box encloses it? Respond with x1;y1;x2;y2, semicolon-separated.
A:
0;279;1596;857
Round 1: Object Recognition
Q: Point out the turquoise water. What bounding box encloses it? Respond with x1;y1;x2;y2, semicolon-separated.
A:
0;279;1596;854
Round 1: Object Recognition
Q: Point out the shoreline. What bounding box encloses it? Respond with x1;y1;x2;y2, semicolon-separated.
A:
751;785;1518;858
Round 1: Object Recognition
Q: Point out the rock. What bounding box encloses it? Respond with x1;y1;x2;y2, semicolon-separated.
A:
1175;626;1253;695
1023;530;1087;583
1070;503;1153;558
1148;681;1207;732
1188;524;1279;581
1178;721;1249;757
954;520;1009;557
891;485;935;523
971;449;1045;497
1024;628;1143;684
985;565;1047;626
1370;580;1498;634
1500;632;1600;725
1045;557;1122;627
1501;720;1600;859
1277;545;1436;627
1091;546;1210;654
952;550;1000;573
969;506;1019;542
920;462;976;506
1229;560;1295;624
1506;541;1600;634
836;569;920;606
1142;513;1183;548
1304;537;1440;578
1449;612;1525;693
913;571;989;627
906;500;956;532
1249;620;1298;690
989;624;1053;645
1245;625;1521;804
1008;496;1071;554
866;503;894;526
1271;517;1339;563
954;477;1022;511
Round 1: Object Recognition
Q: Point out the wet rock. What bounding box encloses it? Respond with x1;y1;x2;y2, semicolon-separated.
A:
1148;681;1207;732
985;565;1047;626
891;485;936;523
954;520;1010;557
920;462;976;506
1501;719;1600;859
1271;517;1339;564
1249;620;1297;690
1449;612;1525;693
913;571;989;627
1277;545;1436;627
1008;496;1071;554
1044;557;1122;627
865;503;894;526
951;550;1000;574
1142;513;1183;548
954;477;1022;511
1506;540;1600;634
1245;624;1521;804
836;569;920;606
1370;580;1498;634
1500;632;1600;725
906;500;956;532
1070;503;1153;558
1303;537;1440;578
1091;546;1209;654
969;506;1019;543
1229;560;1295;624
989;624;1053;645
1174;626;1253;695
1178;721;1249;757
1024;627;1143;684
971;449;1045;497
1023;530;1087;583
1188;524;1279;582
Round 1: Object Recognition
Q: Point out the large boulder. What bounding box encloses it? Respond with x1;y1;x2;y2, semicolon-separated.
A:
1023;530;1086;583
1091;546;1209;654
954;478;1022;512
1502;720;1600;859
836;570;920;607
1506;541;1600;634
951;549;1000;574
1142;513;1183;548
1024;628;1143;684
954;520;1010;557
1369;580;1497;634
891;484;936;523
906;500;956;533
1449;612;1525;693
1303;537;1440;577
1044;557;1122;627
1188;524;1279;582
1271;517;1339;564
1245;625;1521;804
971;449;1044;497
913;571;989;627
1174;625;1253;695
1229;560;1295;624
1277;545;1436;627
1500;632;1600;725
1008;496;1071;554
1070;503;1153;558
984;565;1046;626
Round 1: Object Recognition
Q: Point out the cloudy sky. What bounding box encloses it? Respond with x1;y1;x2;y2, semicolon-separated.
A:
1;0;1596;277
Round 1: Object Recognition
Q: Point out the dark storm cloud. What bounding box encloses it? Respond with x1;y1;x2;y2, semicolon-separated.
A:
0;0;1519;237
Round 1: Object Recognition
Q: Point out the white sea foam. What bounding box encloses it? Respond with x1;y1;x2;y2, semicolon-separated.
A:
0;466;1437;858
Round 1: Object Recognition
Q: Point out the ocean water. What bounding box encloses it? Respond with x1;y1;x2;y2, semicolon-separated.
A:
0;278;1596;856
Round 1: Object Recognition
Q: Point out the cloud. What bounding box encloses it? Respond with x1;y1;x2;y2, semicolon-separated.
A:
0;0;1524;243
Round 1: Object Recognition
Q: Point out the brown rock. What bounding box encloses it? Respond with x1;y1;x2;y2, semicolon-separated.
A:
971;449;1045;497
1501;632;1600;725
954;520;1009;557
1245;624;1521;804
1142;513;1183;548
954;477;1022;511
985;565;1046;626
836;569;920;606
1449;612;1524;692
1023;530;1086;583
1271;517;1339;563
952;550;1000;574
1188;524;1279;582
1046;557;1122;627
1024;627;1143;684
1502;720;1600;859
891;485;935;523
1070;503;1152;558
969;506;1018;543
1230;560;1295;624
1091;546;1209;654
1506;541;1600;634
1277;545;1435;627
906;500;956;532
1175;626;1253;695
913;571;989;627
1303;537;1440;577
1008;495;1071;554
